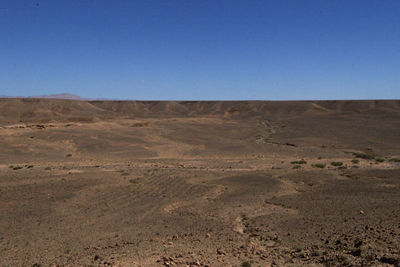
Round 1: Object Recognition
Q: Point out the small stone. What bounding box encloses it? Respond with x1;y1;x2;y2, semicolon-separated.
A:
94;255;102;261
265;240;276;247
217;248;226;255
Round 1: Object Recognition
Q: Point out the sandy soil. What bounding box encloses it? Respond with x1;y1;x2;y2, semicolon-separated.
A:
0;99;400;266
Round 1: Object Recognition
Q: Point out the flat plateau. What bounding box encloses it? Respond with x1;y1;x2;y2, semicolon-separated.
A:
1;99;400;266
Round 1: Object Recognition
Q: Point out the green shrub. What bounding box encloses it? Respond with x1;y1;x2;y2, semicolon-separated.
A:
353;152;374;160
13;166;23;170
295;246;303;252
312;163;325;168
389;158;400;162
290;160;307;164
351;159;360;164
375;158;385;163
330;162;343;167
292;165;301;169
241;262;251;267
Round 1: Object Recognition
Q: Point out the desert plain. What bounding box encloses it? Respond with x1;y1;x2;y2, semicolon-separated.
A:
0;98;400;267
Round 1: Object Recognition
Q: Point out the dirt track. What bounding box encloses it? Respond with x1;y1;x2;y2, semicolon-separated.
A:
1;99;400;266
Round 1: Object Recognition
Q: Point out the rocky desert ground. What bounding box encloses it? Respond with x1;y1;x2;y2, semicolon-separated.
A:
1;99;400;267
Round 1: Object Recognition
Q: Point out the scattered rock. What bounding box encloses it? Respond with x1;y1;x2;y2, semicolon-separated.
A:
94;255;103;261
284;142;296;147
217;248;226;255
351;248;363;257
380;256;399;265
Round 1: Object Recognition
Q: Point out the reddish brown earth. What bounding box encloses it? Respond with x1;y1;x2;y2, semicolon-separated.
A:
1;99;400;266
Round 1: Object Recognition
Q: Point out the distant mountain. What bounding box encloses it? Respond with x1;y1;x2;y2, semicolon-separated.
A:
0;95;18;98
0;93;83;100
29;93;83;100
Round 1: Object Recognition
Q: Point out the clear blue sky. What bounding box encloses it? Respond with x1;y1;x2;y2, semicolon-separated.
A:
0;0;399;100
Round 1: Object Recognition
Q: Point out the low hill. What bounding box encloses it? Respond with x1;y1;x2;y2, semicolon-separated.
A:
29;93;83;100
0;98;399;124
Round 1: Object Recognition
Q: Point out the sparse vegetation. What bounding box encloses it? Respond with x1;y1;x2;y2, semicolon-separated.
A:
330;161;343;167
292;165;301;169
389;158;400;162
353;152;374;160
313;250;323;257
375;158;385;163
290;160;307;164
241;261;251;267
352;159;360;164
27;165;34;168
295;246;303;252
351;248;365;257
312;163;325;168
12;166;23;170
